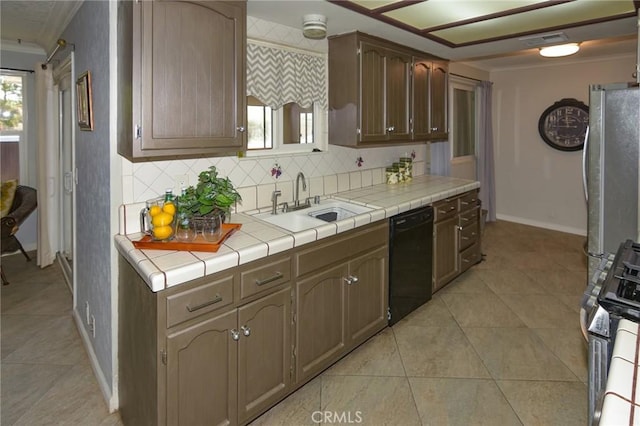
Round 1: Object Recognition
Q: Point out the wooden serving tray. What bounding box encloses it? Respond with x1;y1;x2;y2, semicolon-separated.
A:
133;223;241;252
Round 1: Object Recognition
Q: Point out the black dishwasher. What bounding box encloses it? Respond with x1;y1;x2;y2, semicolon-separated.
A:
388;206;434;325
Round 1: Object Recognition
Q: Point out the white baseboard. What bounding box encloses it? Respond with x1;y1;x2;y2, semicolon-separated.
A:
496;214;587;236
72;310;119;413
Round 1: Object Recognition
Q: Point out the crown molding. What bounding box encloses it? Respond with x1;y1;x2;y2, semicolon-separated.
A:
1;39;46;56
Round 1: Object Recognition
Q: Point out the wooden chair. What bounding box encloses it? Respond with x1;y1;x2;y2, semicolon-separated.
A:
1;185;37;285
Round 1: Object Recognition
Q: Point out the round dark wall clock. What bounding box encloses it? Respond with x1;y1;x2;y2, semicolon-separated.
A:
538;98;589;151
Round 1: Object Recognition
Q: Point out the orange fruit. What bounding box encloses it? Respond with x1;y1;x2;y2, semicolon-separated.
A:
153;225;173;240
152;212;173;227
149;205;162;217
162;202;176;215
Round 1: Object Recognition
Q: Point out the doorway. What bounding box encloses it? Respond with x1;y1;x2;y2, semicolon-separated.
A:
53;54;75;293
449;76;478;180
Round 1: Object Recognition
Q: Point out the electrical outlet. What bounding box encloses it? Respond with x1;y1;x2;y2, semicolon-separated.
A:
90;315;96;338
174;174;188;192
85;301;90;325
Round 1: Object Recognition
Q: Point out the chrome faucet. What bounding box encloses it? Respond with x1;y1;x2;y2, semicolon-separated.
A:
295;172;307;207
271;190;281;215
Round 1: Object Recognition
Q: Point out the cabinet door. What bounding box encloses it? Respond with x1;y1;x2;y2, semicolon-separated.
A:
346;247;388;348
134;0;246;159
412;59;431;140
166;309;238;426
433;216;459;292
295;264;348;383
385;50;411;141
237;288;292;424
430;60;448;139
359;42;387;143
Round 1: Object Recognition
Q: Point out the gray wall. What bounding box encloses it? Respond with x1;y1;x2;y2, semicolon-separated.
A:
60;0;113;392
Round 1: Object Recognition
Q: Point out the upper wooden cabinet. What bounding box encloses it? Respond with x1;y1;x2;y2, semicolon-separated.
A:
328;31;448;148
412;57;449;141
119;0;247;162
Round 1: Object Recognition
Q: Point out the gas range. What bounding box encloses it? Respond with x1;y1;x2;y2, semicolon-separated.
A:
598;240;640;322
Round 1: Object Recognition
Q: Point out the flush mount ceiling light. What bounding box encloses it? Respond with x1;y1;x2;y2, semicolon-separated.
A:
302;14;327;39
539;43;580;58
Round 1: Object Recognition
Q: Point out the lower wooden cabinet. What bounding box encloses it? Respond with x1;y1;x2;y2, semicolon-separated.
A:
432;189;482;292
119;221;389;426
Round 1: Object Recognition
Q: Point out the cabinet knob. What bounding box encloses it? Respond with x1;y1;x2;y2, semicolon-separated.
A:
237;126;246;132
386;126;395;133
241;325;251;337
456;225;463;231
431;127;439;132
344;275;359;285
230;329;240;341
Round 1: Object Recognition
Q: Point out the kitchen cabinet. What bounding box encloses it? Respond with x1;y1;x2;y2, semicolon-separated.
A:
118;252;291;426
412;57;449;141
328;31;447;147
119;0;247;161
328;32;412;147
294;222;388;383
433;189;481;292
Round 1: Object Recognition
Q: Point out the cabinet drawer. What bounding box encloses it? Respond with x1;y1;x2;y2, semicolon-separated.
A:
434;198;458;222
166;275;234;328
458;206;479;227
459;221;479;251
459;243;481;272
240;256;291;300
458;190;479;212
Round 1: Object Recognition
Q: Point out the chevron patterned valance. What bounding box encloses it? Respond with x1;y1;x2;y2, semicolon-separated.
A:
247;42;327;110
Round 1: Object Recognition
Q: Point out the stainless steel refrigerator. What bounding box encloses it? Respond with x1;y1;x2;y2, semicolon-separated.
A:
586;83;640;277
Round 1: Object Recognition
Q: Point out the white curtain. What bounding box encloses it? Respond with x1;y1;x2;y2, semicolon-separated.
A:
430;142;451;176
478;81;496;222
35;64;58;267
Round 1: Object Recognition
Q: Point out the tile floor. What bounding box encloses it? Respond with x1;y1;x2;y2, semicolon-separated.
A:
1;220;588;425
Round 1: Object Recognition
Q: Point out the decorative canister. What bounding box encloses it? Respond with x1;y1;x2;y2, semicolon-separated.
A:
386;166;398;185
393;162;406;183
400;157;413;181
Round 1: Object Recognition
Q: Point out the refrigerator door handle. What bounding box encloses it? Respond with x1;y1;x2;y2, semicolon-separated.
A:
582;125;590;203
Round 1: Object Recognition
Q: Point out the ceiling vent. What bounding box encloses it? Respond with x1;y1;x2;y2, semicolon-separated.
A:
519;32;569;47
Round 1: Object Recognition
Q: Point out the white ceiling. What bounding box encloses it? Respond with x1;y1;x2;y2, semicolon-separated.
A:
0;0;637;71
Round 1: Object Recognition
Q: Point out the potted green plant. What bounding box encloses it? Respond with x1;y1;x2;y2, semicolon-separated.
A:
176;166;241;221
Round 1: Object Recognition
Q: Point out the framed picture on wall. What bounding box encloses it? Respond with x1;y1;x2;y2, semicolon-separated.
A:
76;71;93;131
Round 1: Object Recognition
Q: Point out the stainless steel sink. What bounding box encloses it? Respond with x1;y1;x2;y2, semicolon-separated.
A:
252;199;377;232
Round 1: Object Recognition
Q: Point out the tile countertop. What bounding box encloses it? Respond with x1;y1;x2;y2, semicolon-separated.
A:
115;175;480;292
600;319;640;425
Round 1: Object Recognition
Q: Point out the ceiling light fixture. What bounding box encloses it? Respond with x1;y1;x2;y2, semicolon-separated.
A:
302;14;327;40
539;43;580;58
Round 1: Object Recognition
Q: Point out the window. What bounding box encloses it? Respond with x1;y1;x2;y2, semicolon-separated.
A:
247;98;315;151
452;87;476;158
0;72;25;182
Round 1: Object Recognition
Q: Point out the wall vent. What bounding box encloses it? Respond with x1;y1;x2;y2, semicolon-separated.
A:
519;32;569;47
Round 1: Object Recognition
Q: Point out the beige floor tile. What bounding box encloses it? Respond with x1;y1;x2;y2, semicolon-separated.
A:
475;269;546;295
3;280;72;315
409;377;522;426
437;270;492;294
3;313;87;366
1;314;49;359
394;324;490;378
12;363;121;426
533;328;588;382
556;293;582;313
440;292;526;328
497;380;588;426
324;328;405;377
249;377;321;425
497;294;579;329
524;269;587;296
321;376;421;426
393;295;458;328
464;327;578;381
0;362;72;426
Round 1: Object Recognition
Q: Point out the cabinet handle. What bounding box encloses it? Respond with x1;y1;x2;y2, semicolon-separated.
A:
236;126;246;132
438;206;455;214
344;275;359;285
461;216;470;222
230;329;240;341
462;258;471;263
386;126;395;132
461;199;477;206
186;294;222;312
241;325;251;337
255;272;284;286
